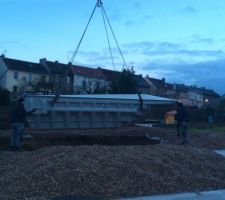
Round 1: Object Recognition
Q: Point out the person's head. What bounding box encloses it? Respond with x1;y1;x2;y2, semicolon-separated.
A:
18;97;25;103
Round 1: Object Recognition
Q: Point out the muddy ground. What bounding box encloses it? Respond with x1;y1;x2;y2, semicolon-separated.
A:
1;124;225;150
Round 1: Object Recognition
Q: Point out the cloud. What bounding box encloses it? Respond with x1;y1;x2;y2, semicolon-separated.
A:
141;15;154;22
140;59;225;95
0;40;20;45
0;40;29;49
133;1;142;10
67;40;225;95
121;40;225;94
76;51;101;58
190;35;215;44
123;41;183;51
107;9;122;22
143;49;224;58
125;15;153;28
122;41;225;64
125;20;136;27
177;6;197;14
68;49;123;69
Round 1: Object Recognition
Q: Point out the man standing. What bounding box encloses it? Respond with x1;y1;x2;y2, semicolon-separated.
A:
10;97;36;150
174;102;189;145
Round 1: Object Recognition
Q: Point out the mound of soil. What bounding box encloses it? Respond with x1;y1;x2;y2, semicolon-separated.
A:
2;126;225;150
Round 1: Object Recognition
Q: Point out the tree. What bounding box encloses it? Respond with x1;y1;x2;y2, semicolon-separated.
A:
0;87;10;106
33;80;54;94
110;67;138;94
216;98;225;114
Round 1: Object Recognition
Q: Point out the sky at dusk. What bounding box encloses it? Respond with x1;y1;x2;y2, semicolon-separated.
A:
0;0;225;95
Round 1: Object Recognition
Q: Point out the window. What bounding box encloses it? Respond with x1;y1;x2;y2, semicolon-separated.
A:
82;80;86;88
28;73;32;82
22;76;27;81
41;75;46;82
14;71;18;79
67;77;70;84
13;85;18;93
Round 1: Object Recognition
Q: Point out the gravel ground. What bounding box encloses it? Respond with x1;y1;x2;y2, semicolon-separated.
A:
1;126;225;200
1;145;225;200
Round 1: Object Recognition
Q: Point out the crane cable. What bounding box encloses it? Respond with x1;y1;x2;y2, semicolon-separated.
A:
51;1;99;106
101;5;128;69
70;0;127;69
70;1;98;64
52;0;127;105
100;3;115;70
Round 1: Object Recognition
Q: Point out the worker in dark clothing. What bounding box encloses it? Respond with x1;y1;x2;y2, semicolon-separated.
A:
174;102;189;145
10;97;36;150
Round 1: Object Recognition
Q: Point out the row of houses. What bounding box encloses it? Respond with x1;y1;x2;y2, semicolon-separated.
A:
0;55;150;95
145;76;220;107
0;55;221;107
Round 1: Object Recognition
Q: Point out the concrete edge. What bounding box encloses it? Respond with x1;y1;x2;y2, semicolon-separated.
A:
117;190;225;200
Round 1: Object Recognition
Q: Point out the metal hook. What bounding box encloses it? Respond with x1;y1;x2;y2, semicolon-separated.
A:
97;0;102;7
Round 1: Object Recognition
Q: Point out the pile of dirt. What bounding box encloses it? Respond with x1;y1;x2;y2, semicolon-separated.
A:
1;145;225;200
1;126;225;150
24;126;225;149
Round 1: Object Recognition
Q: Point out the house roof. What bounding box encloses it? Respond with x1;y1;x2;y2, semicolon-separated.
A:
166;110;177;115
72;65;106;79
99;68;120;82
99;68;149;88
165;83;174;90
165;83;220;97
45;61;73;75
175;84;189;92
134;75;150;88
197;88;220;97
164;83;190;92
3;57;47;74
145;76;165;88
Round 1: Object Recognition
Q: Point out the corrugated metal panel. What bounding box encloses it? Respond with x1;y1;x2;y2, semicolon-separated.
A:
24;94;176;129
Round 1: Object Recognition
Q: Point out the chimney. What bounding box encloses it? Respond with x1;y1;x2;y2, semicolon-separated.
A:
39;58;47;64
162;78;165;83
39;58;51;73
173;83;176;91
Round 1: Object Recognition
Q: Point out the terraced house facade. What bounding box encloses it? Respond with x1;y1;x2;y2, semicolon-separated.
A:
0;55;49;94
0;55;73;95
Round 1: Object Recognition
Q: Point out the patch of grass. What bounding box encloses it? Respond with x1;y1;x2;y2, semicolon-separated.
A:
189;125;225;134
210;126;225;133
